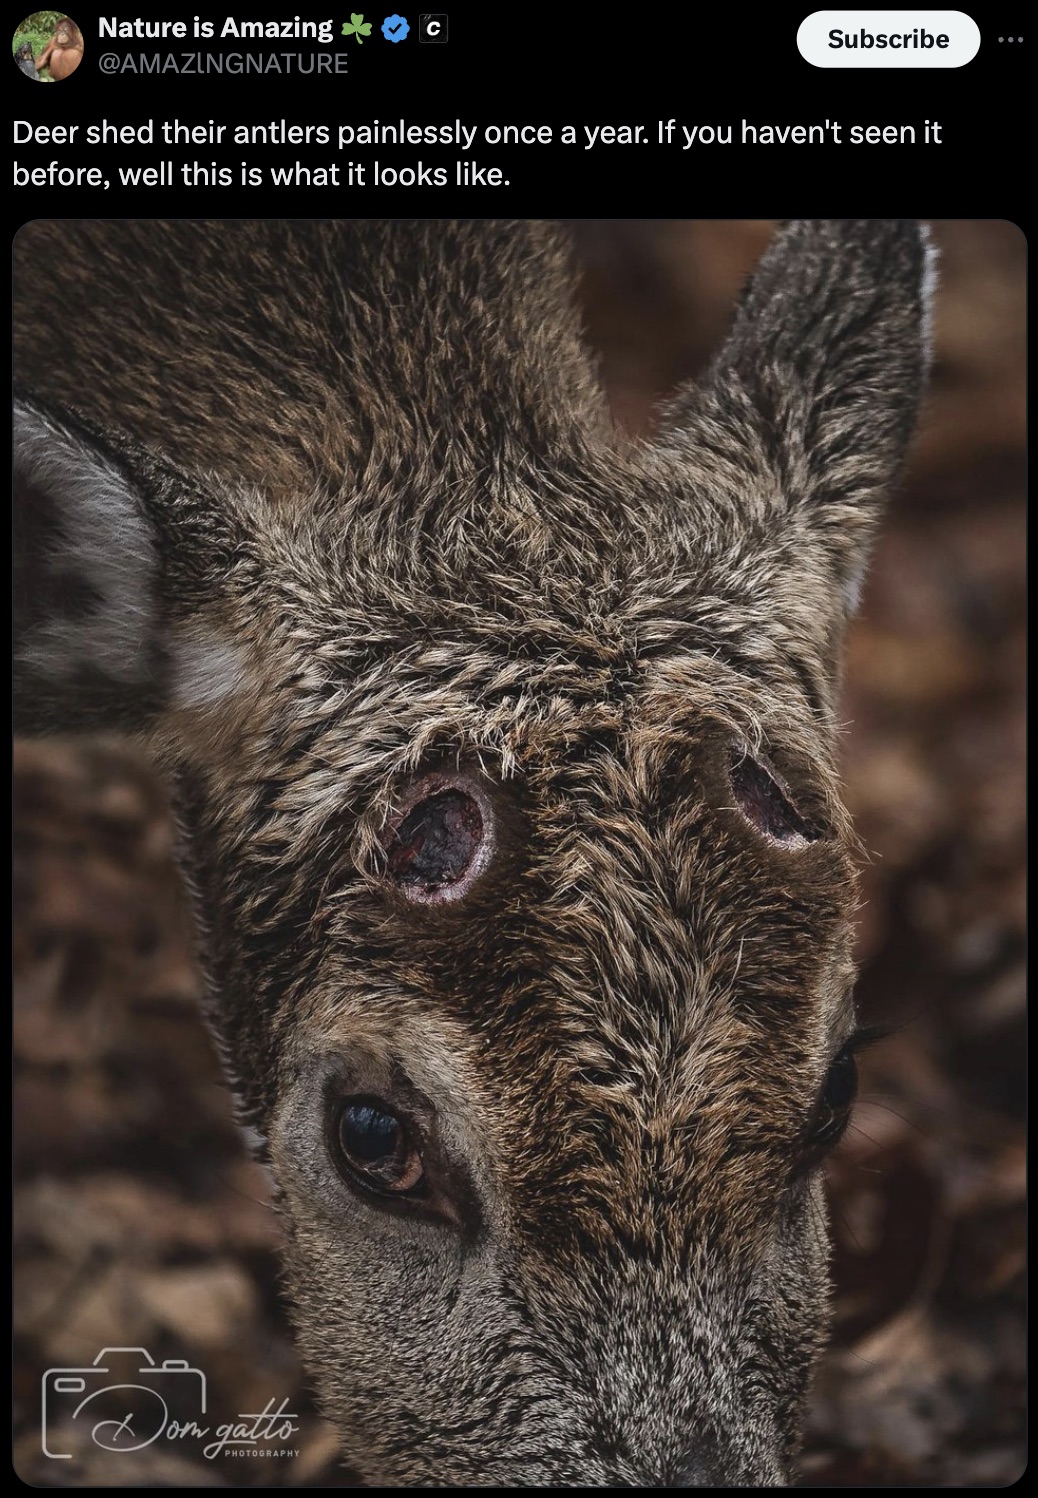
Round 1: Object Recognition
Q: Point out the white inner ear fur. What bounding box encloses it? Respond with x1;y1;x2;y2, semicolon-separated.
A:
171;632;250;712
919;225;940;374
842;564;866;617
15;404;156;685
843;229;939;621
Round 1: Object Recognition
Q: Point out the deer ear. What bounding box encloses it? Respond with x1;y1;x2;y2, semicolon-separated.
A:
657;219;934;617
14;394;243;735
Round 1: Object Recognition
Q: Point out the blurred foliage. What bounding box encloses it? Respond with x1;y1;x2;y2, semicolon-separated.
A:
12;12;69;77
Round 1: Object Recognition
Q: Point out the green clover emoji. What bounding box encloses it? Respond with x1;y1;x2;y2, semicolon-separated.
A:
342;14;373;43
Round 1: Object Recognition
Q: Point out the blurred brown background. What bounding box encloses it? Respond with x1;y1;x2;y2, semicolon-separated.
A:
13;220;1025;1486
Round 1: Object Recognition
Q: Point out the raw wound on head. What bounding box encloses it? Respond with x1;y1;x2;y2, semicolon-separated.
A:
387;791;484;890
730;752;817;845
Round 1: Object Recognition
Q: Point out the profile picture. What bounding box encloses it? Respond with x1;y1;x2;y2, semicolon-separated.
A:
13;12;83;80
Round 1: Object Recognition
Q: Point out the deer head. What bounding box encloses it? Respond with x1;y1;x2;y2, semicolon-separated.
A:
13;219;931;1485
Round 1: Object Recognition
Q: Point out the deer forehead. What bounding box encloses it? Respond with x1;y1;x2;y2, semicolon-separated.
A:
268;718;856;1138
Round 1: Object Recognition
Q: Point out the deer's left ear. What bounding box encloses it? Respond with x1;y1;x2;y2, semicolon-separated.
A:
14;394;244;735
655;219;935;619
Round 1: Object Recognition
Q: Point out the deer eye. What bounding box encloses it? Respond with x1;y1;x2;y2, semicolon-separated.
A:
333;1099;425;1195
381;774;494;903
729;750;818;847
800;1048;859;1169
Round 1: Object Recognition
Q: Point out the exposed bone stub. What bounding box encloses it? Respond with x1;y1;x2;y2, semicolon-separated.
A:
386;789;485;893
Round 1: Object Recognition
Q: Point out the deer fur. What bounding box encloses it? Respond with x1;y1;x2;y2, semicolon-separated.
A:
13;219;931;1485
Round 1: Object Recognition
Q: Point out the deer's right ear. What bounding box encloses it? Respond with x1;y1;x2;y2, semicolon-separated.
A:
654;220;933;625
14;395;241;736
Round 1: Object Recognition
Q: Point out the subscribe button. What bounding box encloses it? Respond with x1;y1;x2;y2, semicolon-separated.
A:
798;11;980;65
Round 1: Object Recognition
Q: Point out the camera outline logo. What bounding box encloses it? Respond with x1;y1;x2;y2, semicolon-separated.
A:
41;1347;207;1459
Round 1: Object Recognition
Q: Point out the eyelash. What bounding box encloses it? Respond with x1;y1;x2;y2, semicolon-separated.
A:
799;1024;887;1170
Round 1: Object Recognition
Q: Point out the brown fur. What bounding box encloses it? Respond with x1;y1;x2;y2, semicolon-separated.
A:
33;18;83;80
13;220;931;1484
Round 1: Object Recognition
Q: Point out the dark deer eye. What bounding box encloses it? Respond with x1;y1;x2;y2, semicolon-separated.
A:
730;750;818;847
382;774;493;903
801;1048;859;1168
333;1099;425;1195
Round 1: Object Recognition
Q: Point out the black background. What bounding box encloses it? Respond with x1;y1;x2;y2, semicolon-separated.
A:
10;6;1033;220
